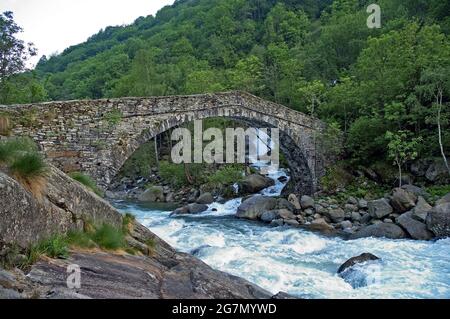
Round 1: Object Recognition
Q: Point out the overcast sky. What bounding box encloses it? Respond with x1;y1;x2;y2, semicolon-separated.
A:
1;0;175;66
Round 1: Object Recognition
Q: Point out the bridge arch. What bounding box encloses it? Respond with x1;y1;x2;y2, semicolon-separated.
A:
0;91;335;196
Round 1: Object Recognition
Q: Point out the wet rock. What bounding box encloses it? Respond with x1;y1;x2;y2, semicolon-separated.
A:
188;189;200;203
324;208;345;223
368;199;393;219
390;188;417;213
236;196;277;220
271;292;297;299
260;211;279;223
196;192;214;205
337;253;380;274
426;203;450;238
284;220;300;227
278;176;288;183
340;221;353;230
411;196;432;222
171;206;190;216
138;186;165;202
300;195;315;209
347;197;358;205
239;174;275;194
187;203;208;214
288;194;301;210
270;219;284;227
344;204;358;213
350;223;407;239
397;212;433;240
309;218;335;234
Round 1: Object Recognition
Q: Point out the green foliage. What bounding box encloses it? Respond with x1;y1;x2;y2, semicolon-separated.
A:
32;235;69;260
320;163;354;194
69;172;104;197
425;185;450;203
208;164;245;185
159;161;188;187
91;224;125;250
0;137;47;180
347;117;387;163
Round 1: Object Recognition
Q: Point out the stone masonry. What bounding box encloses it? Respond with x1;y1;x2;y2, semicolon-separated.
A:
0;91;336;196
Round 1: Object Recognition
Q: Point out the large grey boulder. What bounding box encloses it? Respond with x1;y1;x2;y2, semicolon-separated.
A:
350;223;407;240
236;196;277;220
397;212;433;240
260;211;279;223
239;174;274;194
138;186;165;202
196;192;214;205
401;185;430;200
390;188;417;213
301;195;315;209
368;198;393;219
187;203;209;214
411;196;432;222
425;160;449;182
288;194;301;210
324;208;345;223
426;203;450;238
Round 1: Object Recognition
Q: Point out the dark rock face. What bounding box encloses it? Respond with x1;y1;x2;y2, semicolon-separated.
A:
338;253;380;274
368;199;393;219
426;203;450;238
236;196;277;220
412;196;432;222
397;212;433;240
350;223;407;240
239;174;275;195
390;188;417;213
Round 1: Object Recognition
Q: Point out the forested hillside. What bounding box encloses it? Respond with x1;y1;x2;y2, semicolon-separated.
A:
1;0;449;168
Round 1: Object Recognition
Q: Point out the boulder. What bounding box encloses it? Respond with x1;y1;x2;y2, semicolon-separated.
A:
397;212;433;240
350;223;407;240
324;208;345;223
170;206;190;216
426;203;450;238
284;220;300;227
260;211;279;223
390;188;417;213
278;209;296;220
287;194;301;210
411;196;432;222
340;221;353;230
239;174;275;194
351;212;362;222
337;253;380;274
401;185;430;200
368;199;393;219
196;192;214;205
187;203;208;214
236;196;277;220
308;218;335;234
300;195;315;209
276;198;296;212
358;199;368;210
138;186;165;202
436;193;450;206
425;160;449;182
270;219;284;227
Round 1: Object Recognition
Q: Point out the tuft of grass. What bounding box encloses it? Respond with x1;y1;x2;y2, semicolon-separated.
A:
92;224;125;250
122;213;136;234
208;164;245;185
69;172;104;197
10;153;47;178
32;235;69;260
66;230;96;249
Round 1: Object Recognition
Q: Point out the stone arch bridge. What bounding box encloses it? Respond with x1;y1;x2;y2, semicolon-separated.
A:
0;92;337;196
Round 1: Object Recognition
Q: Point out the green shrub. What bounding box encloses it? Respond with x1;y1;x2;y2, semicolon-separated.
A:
66;230;96;249
159;161;188;187
92;224;125;250
122;213;136;234
69;172;104;197
33;235;69;259
208;165;245;185
10;153;47;178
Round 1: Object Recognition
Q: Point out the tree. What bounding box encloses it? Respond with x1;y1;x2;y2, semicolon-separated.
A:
418;68;450;176
386;131;422;187
0;11;36;85
297;80;326;117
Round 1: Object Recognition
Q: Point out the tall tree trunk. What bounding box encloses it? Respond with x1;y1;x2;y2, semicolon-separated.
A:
437;89;450;176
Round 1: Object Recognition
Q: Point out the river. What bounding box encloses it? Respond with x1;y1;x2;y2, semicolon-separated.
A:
113;136;450;299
